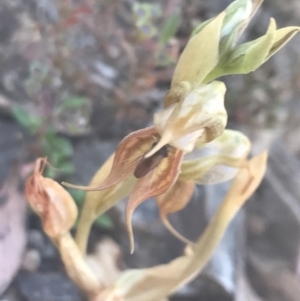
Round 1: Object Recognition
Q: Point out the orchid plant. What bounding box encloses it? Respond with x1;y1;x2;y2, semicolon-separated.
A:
25;1;300;300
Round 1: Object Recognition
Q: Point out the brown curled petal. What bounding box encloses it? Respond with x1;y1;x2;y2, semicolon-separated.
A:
25;175;45;215
25;158;50;216
126;149;184;253
63;127;159;191
157;180;194;214
157;180;194;245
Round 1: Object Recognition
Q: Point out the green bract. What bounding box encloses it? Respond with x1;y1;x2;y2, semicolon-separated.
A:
173;0;299;84
206;19;300;81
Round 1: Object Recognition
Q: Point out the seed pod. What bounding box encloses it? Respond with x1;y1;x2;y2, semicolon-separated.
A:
25;158;78;238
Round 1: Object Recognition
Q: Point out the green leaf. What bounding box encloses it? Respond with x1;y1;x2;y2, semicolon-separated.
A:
159;12;181;45
44;166;56;178
69;189;86;206
42;134;74;158
11;106;43;134
95;214;114;229
59;161;76;175
41;134;74;178
58;97;90;111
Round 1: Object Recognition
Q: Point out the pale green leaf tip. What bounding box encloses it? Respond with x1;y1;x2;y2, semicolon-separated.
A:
171;11;226;86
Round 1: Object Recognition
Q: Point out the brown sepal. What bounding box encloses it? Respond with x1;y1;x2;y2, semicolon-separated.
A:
156;180;195;245
126;149;184;253
63;127;159;191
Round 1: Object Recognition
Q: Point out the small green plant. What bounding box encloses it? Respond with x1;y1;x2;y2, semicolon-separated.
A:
133;1;182;67
12;57;91;178
12;104;75;178
12;105;43;134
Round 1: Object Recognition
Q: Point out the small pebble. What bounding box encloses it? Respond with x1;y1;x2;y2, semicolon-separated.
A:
21;249;41;272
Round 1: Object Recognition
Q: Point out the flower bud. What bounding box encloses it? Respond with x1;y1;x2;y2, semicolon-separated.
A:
191;0;262;59
181;130;251;184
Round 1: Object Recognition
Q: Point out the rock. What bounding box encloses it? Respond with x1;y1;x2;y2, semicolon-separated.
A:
0;176;27;295
21;249;41;272
203;182;244;296
0;119;30;182
16;272;84;301
71;136;118;185
27;224;60;272
86;237;122;287
27;230;45;252
0;285;22;301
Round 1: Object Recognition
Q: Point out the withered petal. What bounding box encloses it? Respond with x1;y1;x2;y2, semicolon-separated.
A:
25;158;50;216
25;174;49;216
63;127;159;191
25;158;78;238
126;149;184;253
156;180;195;245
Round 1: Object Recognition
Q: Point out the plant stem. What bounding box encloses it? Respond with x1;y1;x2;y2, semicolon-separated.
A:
56;232;102;298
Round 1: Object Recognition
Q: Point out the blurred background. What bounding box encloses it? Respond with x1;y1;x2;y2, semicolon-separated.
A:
1;0;300;300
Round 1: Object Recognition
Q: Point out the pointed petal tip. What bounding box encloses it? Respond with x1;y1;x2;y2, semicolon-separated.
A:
61;181;105;191
126;207;135;254
161;215;194;245
129;232;135;254
251;150;268;172
62;181;87;190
